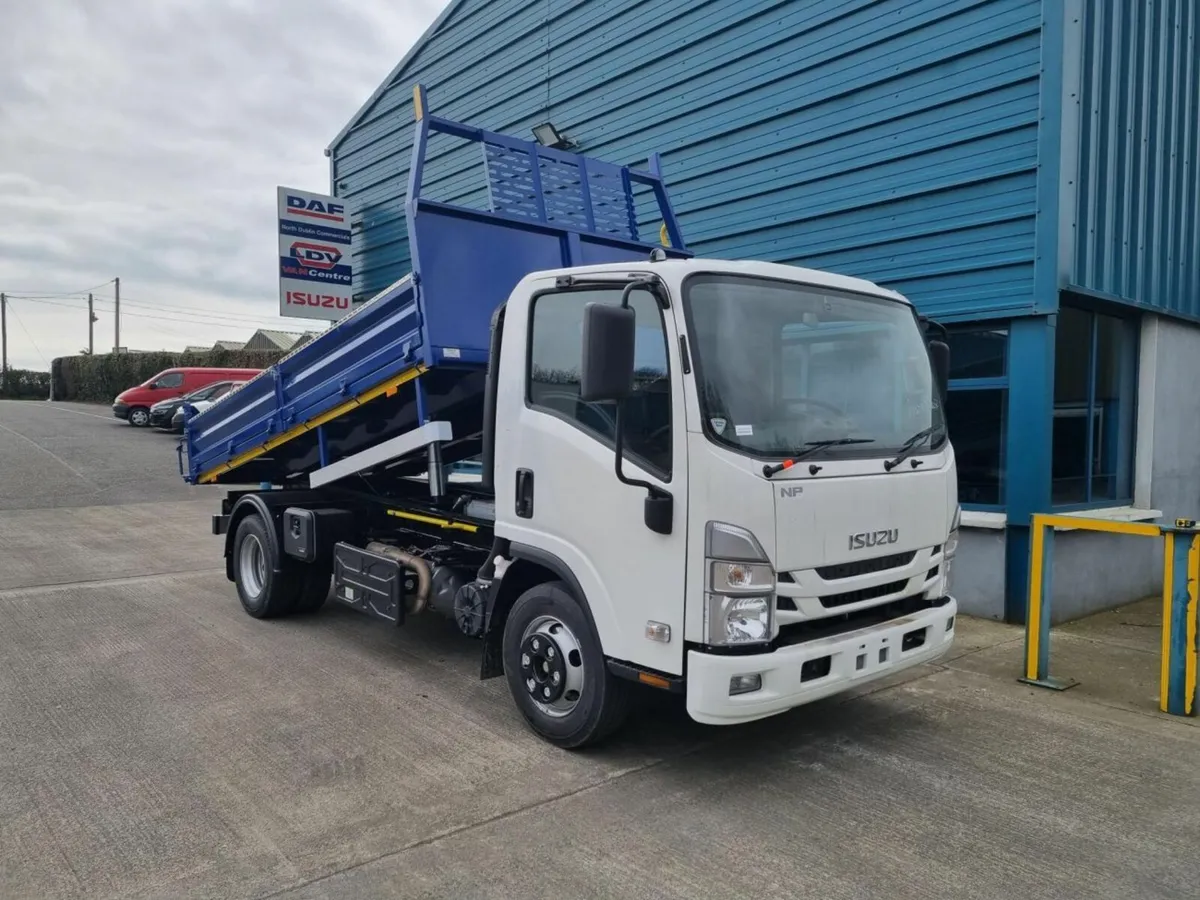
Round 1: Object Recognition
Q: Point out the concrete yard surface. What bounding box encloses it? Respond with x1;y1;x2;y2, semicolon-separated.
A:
1;400;1199;899
0;400;220;511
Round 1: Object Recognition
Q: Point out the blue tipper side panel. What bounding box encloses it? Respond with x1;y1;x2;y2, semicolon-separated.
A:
184;97;688;484
1072;0;1200;319
331;0;1044;323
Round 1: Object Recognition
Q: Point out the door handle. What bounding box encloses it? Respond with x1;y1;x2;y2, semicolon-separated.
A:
515;468;534;518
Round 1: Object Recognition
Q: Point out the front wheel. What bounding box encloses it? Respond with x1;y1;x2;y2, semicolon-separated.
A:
128;407;150;427
502;580;629;749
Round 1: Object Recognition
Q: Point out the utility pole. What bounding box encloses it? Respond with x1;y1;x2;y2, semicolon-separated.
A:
114;277;120;354
88;293;96;354
1;292;7;392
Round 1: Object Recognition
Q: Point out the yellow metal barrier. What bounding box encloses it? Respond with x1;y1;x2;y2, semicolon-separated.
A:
1023;514;1199;716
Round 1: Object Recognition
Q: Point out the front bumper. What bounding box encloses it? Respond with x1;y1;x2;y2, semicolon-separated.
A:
112;402;129;420
686;596;957;725
149;409;173;427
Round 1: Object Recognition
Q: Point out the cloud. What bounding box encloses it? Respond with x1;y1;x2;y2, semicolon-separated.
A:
0;0;443;370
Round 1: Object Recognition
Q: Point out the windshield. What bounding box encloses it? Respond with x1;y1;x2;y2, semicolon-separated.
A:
683;274;945;459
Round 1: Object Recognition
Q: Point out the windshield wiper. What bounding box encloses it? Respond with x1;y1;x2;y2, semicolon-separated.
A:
762;439;875;477
883;426;942;471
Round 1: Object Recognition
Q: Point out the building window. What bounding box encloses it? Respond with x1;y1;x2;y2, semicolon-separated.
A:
1052;305;1138;506
527;286;673;478
945;326;1009;508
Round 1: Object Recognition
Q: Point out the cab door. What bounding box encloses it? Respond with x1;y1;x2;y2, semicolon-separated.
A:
493;281;689;675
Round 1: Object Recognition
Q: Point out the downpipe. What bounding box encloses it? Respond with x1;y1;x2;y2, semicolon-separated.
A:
366;541;433;614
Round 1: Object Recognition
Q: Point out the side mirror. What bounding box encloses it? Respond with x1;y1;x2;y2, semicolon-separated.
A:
928;340;950;399
580;302;636;402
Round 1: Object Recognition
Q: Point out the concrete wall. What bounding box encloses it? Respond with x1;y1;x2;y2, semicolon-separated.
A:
954;528;1007;620
1142;317;1200;519
1048;531;1160;624
957;525;1163;625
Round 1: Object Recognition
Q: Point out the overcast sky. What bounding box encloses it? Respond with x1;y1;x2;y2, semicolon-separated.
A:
0;0;444;371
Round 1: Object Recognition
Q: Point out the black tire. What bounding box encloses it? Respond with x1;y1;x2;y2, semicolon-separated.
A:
294;569;331;614
127;406;151;427
502;580;629;749
232;515;300;619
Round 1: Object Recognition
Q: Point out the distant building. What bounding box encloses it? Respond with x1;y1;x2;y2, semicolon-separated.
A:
243;330;307;351
212;340;246;352
183;345;210;354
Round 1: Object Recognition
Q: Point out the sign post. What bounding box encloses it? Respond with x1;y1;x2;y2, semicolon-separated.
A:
277;186;354;322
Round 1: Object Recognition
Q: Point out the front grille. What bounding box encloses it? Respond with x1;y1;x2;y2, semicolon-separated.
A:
776;594;951;647
819;579;908;609
815;551;916;581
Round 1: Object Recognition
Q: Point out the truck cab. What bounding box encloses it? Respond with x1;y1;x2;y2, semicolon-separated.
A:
491;257;957;731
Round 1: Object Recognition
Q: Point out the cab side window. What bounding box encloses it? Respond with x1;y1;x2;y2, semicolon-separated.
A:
155;372;184;389
528;287;672;478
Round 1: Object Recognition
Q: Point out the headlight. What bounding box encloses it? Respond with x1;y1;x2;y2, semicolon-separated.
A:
705;594;773;644
704;522;775;646
945;505;961;560
941;506;961;594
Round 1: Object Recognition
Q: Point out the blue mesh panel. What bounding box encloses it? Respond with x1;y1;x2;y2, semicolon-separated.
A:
482;141;639;240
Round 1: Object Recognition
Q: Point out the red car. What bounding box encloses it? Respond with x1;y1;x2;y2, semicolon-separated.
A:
112;367;261;427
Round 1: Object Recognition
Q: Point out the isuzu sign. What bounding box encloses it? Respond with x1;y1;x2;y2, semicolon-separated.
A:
277;186;354;321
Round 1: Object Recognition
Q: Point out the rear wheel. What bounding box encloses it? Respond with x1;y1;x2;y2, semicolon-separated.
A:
128;406;150;427
233;514;299;618
502;580;629;749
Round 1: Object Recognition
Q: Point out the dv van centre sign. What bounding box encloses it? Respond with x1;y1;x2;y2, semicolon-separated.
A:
277;186;354;321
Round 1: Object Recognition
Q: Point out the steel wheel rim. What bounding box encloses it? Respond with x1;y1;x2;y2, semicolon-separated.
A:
519;615;585;718
130;409;148;425
239;533;266;598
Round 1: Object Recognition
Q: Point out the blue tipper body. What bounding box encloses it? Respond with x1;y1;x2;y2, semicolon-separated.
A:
182;83;689;487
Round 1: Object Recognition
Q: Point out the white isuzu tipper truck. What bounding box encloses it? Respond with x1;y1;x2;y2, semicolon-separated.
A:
185;86;959;748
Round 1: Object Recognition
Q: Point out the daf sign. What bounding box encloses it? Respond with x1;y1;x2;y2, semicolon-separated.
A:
277;186;354;322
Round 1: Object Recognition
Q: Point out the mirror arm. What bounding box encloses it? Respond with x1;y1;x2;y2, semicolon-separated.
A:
612;404;655;493
611;280;657;494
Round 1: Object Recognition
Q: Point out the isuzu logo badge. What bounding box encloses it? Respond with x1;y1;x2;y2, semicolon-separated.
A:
848;529;899;551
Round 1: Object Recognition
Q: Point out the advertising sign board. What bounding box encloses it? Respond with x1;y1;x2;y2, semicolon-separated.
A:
277;186;353;321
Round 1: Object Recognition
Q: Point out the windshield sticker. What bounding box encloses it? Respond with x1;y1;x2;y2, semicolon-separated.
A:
735;424;754;437
710;417;727;434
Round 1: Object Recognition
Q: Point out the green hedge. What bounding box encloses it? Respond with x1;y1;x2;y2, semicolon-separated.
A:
50;350;285;402
0;368;52;400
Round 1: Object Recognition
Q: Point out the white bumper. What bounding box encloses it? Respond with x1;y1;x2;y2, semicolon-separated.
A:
686;598;957;725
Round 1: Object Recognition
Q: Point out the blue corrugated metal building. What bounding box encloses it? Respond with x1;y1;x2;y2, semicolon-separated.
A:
329;0;1200;622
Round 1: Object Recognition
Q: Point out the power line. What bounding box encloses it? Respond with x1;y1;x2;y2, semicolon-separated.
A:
0;278;116;299
117;295;280;322
13;295;292;330
8;289;284;325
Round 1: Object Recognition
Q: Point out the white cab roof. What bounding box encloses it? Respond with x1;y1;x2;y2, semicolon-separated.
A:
525;257;910;305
